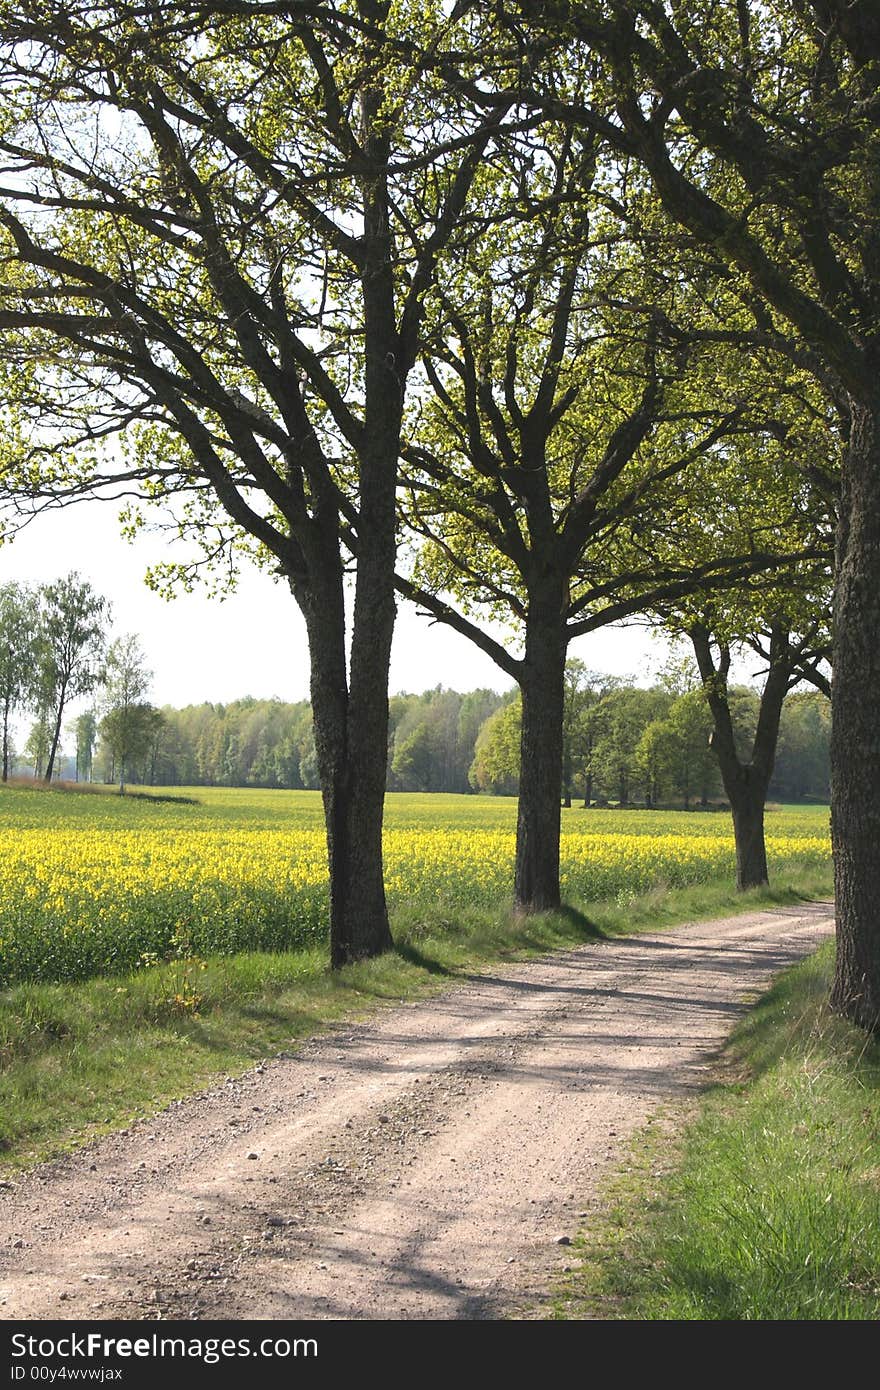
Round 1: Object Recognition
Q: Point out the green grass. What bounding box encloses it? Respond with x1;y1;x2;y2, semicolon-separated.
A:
553;938;880;1320
0;869;831;1175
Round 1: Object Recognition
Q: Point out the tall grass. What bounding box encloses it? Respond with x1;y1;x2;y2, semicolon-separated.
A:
559;941;880;1320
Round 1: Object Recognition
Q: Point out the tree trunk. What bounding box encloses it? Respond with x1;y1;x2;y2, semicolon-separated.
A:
730;781;770;890
44;694;66;784
310;109;399;967
342;492;397;963
2;695;10;781
562;746;572;807
515;589;566;912
297;515;395;967
692;625;789;893
280;105;402;969
831;397;880;1030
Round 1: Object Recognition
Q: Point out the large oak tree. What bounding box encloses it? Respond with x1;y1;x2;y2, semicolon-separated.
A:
0;0;507;964
605;0;875;1028
398;128;825;910
492;0;880;1024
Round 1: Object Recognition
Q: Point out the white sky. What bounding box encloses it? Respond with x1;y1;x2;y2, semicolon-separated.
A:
0;500;666;718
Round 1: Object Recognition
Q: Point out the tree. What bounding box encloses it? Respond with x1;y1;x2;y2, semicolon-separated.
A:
635;718;674;808
458;689;507;788
561;661;605;807
99;634;153;793
387;686;504;792
468;666;639;803
590;685;672;805
667;690;720;808
690;617;831;887
37;574;108;783
635;689;722;810
99;703;163;790
469;698;522;796
24;709;52;779
771;692;830;802
71;709;98;783
391;719;442;793
398;123;804;911
0;581;39;781
507;0;880;1025
644;482;832;881
0;2;508;965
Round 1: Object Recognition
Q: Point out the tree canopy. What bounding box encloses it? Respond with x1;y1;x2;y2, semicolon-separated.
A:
0;1;869;1015
500;0;880;1026
0;0;517;963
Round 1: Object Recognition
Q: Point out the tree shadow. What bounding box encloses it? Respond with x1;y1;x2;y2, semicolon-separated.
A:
124;790;202;805
555;903;607;940
394;942;454;977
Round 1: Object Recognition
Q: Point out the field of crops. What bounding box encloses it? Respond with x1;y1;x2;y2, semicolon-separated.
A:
0;785;831;985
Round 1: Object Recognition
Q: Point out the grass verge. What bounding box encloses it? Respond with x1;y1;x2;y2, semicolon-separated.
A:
0;864;831;1176
552;934;880;1321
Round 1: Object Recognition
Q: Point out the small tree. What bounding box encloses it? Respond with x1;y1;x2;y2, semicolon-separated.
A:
99;704;163;792
0;582;40;781
99;635;152;793
72;710;98;783
469;700;522;795
562;665;619;808
38;575;108;783
590;686;673;805
690;617;831;888
657;690;721;811
771;693;831;802
635;720;674;808
24;708;52;779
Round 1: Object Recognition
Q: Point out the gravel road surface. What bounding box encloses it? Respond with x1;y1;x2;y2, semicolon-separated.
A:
0;901;833;1321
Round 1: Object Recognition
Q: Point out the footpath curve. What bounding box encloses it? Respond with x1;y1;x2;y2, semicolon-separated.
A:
0;901;833;1320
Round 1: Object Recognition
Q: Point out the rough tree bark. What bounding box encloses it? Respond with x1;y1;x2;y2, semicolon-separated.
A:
2;695;11;782
691;623;792;891
515;583;567;912
299;564;394;965
829;398;880;1029
299;119;403;966
44;682;69;785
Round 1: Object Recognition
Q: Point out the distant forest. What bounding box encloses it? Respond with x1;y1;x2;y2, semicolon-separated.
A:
37;670;829;807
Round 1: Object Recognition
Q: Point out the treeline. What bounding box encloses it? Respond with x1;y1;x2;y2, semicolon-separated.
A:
70;671;829;806
471;673;830;807
97;687;508;792
2;578;830;802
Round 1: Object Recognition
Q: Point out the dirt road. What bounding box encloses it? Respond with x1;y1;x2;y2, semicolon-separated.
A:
0;901;832;1321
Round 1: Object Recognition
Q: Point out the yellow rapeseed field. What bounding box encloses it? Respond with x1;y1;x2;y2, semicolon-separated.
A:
0;785;830;984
